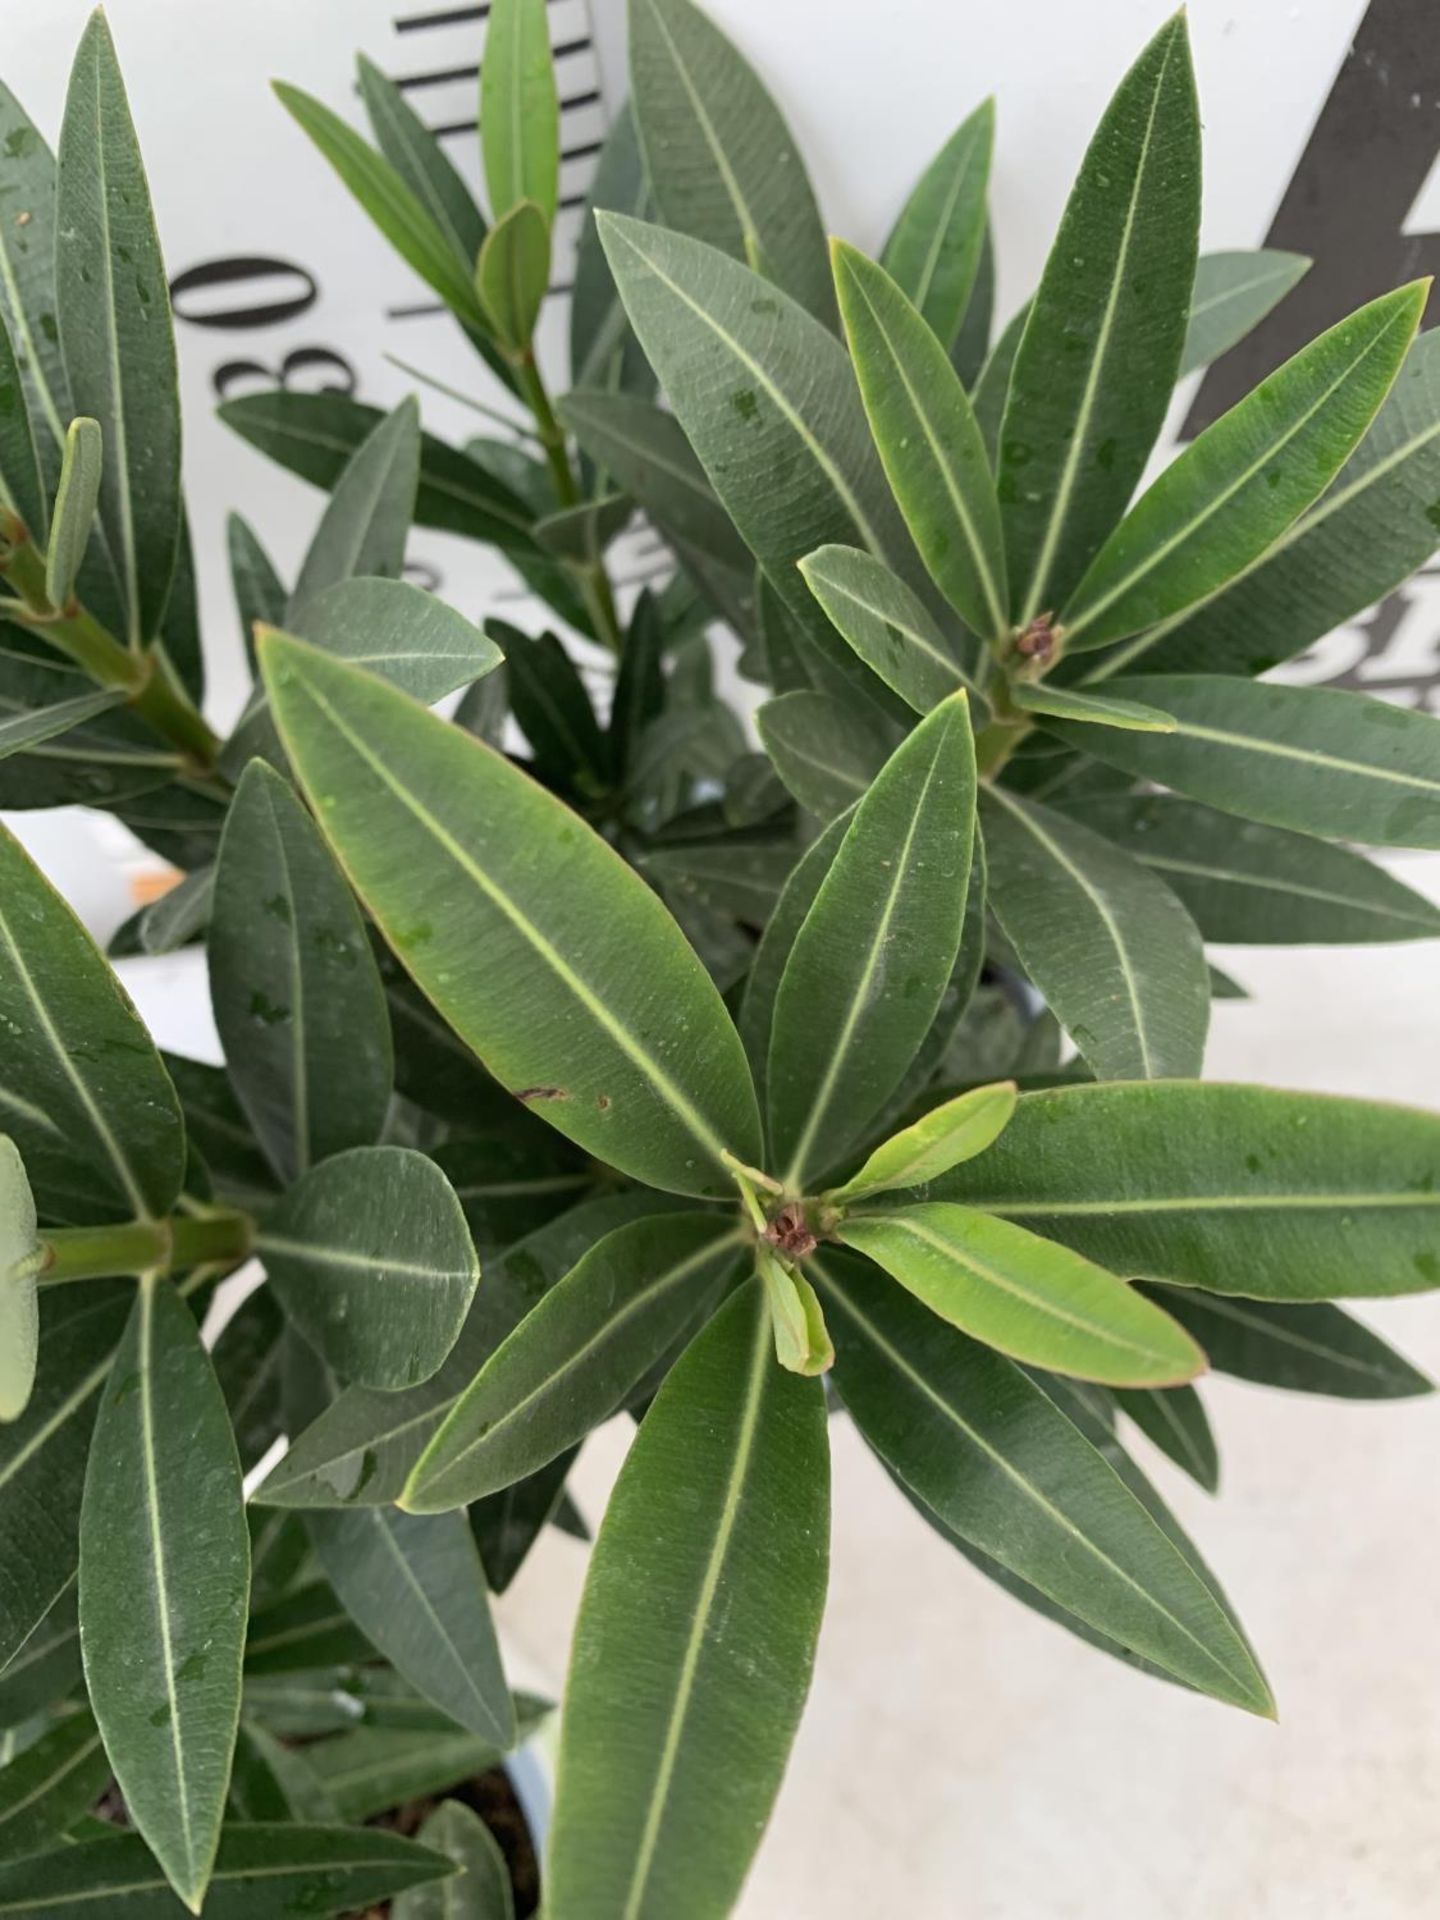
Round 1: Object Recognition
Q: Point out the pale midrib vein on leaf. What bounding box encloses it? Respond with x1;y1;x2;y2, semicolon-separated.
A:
89;60;140;647
822;577;967;686
265;792;309;1179
452;1172;591;1199
371;1513;499;1733
0;1083;63;1138
1171;1292;1401;1378
847;269;1007;635
911;140;980;316
287;672;737;1170
0;1610;78;1683
781;733;948;1186
513;654;596;770
818;1262;1257;1697
136;1278;197;1887
620;1299;770;1920
256;1234;467;1283
374;89;469;265
0;1851;418;1914
1187;265;1295;323
0;1351;113;1495
1125;847;1440;924
245;1608;351;1660
0;1726;102;1827
640;0;755;249
0;233;63;447
610;230;890;557
0;898;150;1218
1064;300;1415;641
985;785;1155;1076
1017;30;1175;625
970;1188;1440;1217
768;729;870;795
425;1229;745;1484
575;414;715;508
1138;1388;1206;1477
1161;712;1440;795
856;1213;1172;1362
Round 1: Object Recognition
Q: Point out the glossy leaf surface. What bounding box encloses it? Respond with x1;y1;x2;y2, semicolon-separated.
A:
881;100;994;351
1141;1287;1432;1399
481;0;559;224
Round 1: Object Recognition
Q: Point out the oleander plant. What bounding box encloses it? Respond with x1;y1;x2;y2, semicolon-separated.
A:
1;1;1439;1914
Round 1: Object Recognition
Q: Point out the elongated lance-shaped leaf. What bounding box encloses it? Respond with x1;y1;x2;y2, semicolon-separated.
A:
0;1707;109;1866
834;241;1009;641
799;544;984;718
882;100;994;352
476;200;550;350
738;808;852;1096
80;1275;249;1912
1180;249;1310;378
980;786;1209;1080
490;621;608;790
0;312;46;541
1060;281;1426;651
1050;674;1440;849
255;1194;666;1512
257;1147;478;1392
1012;681;1174;732
210;760;392;1184
0;685;124;764
358;54;487;277
307;1507;512;1746
1139;1286;1432;1399
972;300;1028;465
628;0;833;324
923;1080;1440;1301
56;12;181;645
571;105;654;393
817;1251;1272;1713
276;84;485;327
261;633;761;1196
0;1283;132;1667
289;397;420;616
0;825;184;1224
769;692;976;1187
756;689;892;823
481;0;559;224
826;1081;1017;1204
227;512;286;668
0;1138;40;1423
1064;792;1440;944
547;1280;829;1920
406;1213;746;1511
597;212;930;702
838;1203;1204;1387
0;80;69;480
0;1823;455;1918
950;220;995;385
44;415;102;608
0;1586;81;1726
1122;327;1440;679
1115;1384;1218;1491
998;15;1200;622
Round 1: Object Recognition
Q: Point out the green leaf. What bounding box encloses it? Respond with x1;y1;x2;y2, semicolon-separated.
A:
1065;792;1440;943
950;222;995;387
826;1081;1017;1203
255;1195;660;1512
396;1799;513;1920
0;685;125;763
79;1275;249;1911
211;1289;285;1473
0;1284;132;1667
0;1588;80;1726
1141;1287;1431;1400
799;545;986;716
769;692;976;1186
0;1138;41;1423
289;398;420;616
0;1708;109;1865
260;631;761;1198
1127;328;1440;678
597;212;924;697
56;12;181;645
275;83;484;326
838;1204;1204;1386
432;1129;592;1255
756;690;890;822
532;494;632;563
923;1080;1440;1300
470;1450;578;1594
972;302;1027;465
833;241;1008;640
1114;1384;1218;1491
816;1251;1271;1712
755;1243;834;1376
628;0;833;324
489;622;608;790
227;515;285;671
306;1508;512;1746
257;1146;478;1392
243;1580;374;1677
1180;249;1310;377
306;1726;511;1824
210;760;392;1183
404;1212;746;1511
160;1055;277;1215
134;865;212;958
481;0;559;225
357;54;487;278
881;100;994;352
0;826;185;1224
1060;281;1426;650
1053;674;1440;849
547;1281;829;1919
44;416;102;608
0;81;68;481
297;576;500;700
476;200;550;350
998;15;1200;621
1012;680;1174;732
219;392;535;553
0;313;47;544
571;104;654;391
980;787;1209;1080
0;1823;454;1918
737;808;851;1097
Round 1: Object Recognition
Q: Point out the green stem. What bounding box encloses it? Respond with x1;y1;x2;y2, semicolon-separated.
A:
39;1209;254;1286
